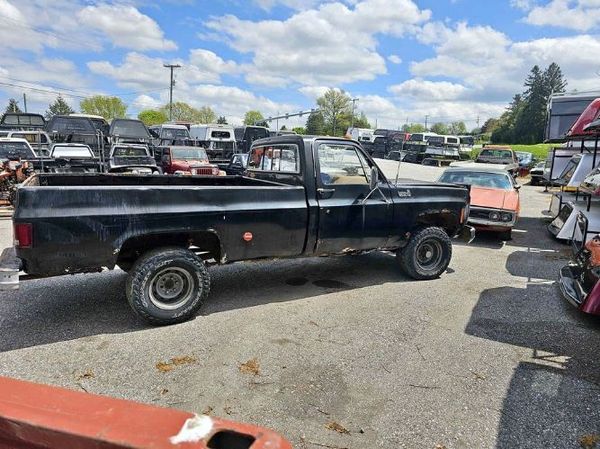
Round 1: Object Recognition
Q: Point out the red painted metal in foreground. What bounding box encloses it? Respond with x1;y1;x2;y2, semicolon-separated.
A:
567;98;600;137
0;376;292;449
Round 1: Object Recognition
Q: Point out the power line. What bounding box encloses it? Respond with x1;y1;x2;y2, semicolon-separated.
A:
0;78;169;101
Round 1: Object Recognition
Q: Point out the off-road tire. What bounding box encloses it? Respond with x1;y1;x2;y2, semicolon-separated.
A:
397;226;452;280
126;247;210;325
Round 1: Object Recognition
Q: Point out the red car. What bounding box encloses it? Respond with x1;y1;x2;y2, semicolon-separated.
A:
157;146;222;176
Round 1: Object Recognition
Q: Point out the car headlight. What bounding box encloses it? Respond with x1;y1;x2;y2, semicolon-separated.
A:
501;213;513;222
489;211;500;221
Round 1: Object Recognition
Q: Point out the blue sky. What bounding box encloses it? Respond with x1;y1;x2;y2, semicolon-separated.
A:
0;0;598;129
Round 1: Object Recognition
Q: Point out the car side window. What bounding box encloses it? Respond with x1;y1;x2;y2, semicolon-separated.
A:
248;144;299;173
317;144;370;185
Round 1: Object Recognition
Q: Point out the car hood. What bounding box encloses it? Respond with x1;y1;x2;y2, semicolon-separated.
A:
470;186;519;211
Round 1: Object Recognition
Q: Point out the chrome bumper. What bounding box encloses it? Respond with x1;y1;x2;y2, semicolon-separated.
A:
457;225;476;244
468;217;514;228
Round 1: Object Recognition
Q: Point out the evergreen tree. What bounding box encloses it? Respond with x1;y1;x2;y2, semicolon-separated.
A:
45;95;74;119
216;116;228;124
305;111;325;135
5;98;22;114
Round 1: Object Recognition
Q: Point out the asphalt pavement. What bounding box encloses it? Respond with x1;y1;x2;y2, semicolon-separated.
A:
0;177;598;449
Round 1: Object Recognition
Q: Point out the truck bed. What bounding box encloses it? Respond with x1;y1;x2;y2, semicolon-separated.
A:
16;174;309;276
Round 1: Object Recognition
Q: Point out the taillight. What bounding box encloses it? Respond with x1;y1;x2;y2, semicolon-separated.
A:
14;223;32;248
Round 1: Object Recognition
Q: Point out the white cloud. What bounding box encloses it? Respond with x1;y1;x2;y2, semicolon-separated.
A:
205;0;430;86
523;0;600;31
389;79;467;101
510;0;536;11
88;50;237;93
77;4;177;51
387;55;402;64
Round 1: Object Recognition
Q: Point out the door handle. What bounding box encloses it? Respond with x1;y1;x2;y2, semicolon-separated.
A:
317;188;335;198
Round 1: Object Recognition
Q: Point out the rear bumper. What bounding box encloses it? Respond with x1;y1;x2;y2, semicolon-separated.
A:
0;247;21;290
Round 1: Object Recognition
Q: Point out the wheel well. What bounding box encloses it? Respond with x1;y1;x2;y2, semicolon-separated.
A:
117;231;221;267
416;211;460;235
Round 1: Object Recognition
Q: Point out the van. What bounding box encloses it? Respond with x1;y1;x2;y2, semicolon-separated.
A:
190;124;238;164
346;127;374;143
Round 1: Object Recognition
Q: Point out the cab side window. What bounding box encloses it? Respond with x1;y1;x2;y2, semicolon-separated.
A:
248;144;299;173
317;144;370;185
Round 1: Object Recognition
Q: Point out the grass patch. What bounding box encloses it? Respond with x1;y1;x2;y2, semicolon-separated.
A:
470;143;555;160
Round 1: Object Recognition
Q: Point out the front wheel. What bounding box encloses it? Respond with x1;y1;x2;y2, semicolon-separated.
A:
126;247;210;325
397;227;452;280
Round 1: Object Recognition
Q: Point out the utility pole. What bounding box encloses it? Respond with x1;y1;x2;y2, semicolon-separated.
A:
163;63;181;121
425;115;429;131
350;98;359;129
22;93;27;112
476;115;480;129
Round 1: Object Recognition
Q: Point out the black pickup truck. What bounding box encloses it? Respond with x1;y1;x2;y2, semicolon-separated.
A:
3;136;473;324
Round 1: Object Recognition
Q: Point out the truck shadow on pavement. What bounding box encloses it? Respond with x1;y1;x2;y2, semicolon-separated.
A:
0;252;413;352
465;283;600;448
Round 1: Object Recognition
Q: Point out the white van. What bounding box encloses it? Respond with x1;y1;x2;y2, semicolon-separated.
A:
346;127;374;143
189;124;237;164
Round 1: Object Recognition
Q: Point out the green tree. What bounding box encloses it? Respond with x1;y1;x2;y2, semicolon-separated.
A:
244;110;265;125
448;121;467;135
491;62;567;144
292;126;306;134
138;109;168;126
5;98;22;114
481;118;500;134
316;89;351;136
401;123;426;133
80;95;127;120
46;95;74;119
305;111;325;135
352;112;371;129
430;122;448;134
216;116;228;124
197;106;216;124
159;102;200;122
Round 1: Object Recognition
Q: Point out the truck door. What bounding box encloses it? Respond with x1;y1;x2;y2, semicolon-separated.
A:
314;141;392;254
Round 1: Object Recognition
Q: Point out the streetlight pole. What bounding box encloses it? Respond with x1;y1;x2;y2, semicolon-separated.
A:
351;98;359;129
163;63;181;121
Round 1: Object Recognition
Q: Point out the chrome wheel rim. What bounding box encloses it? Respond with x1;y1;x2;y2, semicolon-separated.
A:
148;267;194;310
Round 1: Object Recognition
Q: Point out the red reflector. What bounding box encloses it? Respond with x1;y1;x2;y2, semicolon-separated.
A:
243;232;253;242
15;223;32;248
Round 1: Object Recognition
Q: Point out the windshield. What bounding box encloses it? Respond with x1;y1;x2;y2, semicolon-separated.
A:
112;147;148;157
52;146;93;158
211;130;231;139
440;171;513;190
516;152;532;163
212;141;234;150
111;120;150;139
428;136;444;146
0;142;35;159
2;114;45;127
479;149;513;160
49;117;94;134
11;133;48;144
161;127;190;139
171;148;209;161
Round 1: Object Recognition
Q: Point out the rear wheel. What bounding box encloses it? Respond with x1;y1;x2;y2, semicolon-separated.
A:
126;247;210;325
397;227;452;280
